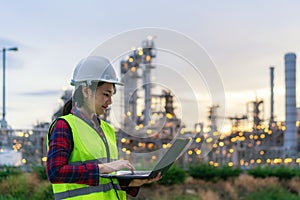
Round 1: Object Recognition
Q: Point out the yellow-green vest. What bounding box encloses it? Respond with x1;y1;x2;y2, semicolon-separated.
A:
48;114;126;200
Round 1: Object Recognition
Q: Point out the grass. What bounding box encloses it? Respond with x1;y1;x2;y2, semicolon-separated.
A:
129;174;300;200
0;170;300;200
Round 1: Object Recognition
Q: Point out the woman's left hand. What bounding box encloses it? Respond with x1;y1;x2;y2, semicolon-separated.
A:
128;172;162;187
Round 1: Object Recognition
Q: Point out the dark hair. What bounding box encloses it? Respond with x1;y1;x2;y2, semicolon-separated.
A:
62;82;115;115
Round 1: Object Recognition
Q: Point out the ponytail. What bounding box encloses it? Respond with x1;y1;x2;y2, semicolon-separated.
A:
62;98;73;115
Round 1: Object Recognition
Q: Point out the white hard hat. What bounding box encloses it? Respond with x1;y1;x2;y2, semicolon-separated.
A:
70;56;123;86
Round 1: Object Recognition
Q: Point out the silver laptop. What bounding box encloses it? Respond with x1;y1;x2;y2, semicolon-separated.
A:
100;138;191;180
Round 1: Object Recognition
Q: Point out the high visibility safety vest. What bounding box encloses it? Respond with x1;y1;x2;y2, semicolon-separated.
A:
48;114;126;200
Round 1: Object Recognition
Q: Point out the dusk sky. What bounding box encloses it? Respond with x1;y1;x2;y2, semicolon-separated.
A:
1;0;300;130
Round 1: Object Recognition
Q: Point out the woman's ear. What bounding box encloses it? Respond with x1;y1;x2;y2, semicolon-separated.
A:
81;86;91;98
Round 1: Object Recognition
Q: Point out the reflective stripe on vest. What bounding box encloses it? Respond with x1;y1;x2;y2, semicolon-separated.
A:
68;158;118;166
54;182;122;200
48;114;126;200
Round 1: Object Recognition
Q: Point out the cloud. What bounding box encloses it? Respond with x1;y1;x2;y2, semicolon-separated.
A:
17;89;61;96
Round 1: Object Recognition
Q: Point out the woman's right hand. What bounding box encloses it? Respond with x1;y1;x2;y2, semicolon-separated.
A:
98;160;135;174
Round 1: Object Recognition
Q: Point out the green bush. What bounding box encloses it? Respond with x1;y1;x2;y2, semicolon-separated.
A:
247;166;273;178
188;164;241;181
0;166;21;181
217;166;241;180
158;165;186;185
32;165;48;180
274;166;296;180
248;166;297;180
188;164;217;181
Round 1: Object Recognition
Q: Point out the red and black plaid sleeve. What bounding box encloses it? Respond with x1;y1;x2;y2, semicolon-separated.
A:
46;119;100;186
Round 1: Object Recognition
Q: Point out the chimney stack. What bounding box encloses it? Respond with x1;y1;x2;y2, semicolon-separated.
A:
270;66;274;125
284;53;297;151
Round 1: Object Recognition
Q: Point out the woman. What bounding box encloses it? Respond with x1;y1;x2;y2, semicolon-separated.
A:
46;56;160;200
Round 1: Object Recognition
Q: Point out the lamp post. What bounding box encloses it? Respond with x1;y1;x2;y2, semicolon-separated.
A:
1;47;18;129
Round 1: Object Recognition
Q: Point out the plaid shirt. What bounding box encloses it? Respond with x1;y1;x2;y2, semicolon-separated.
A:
46;108;139;197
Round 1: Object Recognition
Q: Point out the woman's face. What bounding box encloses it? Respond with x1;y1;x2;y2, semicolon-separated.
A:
86;82;114;115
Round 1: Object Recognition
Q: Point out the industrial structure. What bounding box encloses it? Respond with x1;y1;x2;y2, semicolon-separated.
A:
0;39;300;170
114;40;300;168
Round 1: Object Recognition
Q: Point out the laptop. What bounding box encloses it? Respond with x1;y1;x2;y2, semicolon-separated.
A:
100;138;191;180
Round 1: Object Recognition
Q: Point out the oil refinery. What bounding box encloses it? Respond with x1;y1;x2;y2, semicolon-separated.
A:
0;38;300;170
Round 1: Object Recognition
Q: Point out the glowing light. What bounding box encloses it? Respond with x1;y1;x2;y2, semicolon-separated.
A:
268;130;272;135
121;138;127;143
266;159;271;163
231;138;236;142
259;150;264;155
137;48;143;56
128;57;134;62
282;126;286;131
146;55;151;62
203;127;211;133
296;158;300;163
180;129;185;134
206;137;213;143
219;142;224;147
127;112;131;116
213;163;219;167
229;148;234;153
147;129;152;134
213;144;218;148
166;113;173;119
147;143;154;149
195;126;202;132
188;150;193;155
228;162;233;167
240;159;245;165
213;131;219;136
256;159;262;164
274;158;282;164
195;137;201;143
284;158;293;163
126;150;131;155
22;159;26;164
260;134;265;139
196;149;201;155
122;148;126;152
42;157;47;162
18;131;24;137
250;159;255;164
209;161;213;166
130;67;136;72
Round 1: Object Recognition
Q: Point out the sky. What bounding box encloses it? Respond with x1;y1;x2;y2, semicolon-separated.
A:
1;0;300;130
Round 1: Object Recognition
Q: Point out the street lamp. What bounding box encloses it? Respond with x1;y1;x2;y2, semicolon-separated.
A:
1;47;18;129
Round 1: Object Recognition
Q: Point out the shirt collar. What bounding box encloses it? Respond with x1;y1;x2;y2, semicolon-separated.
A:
71;107;100;128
